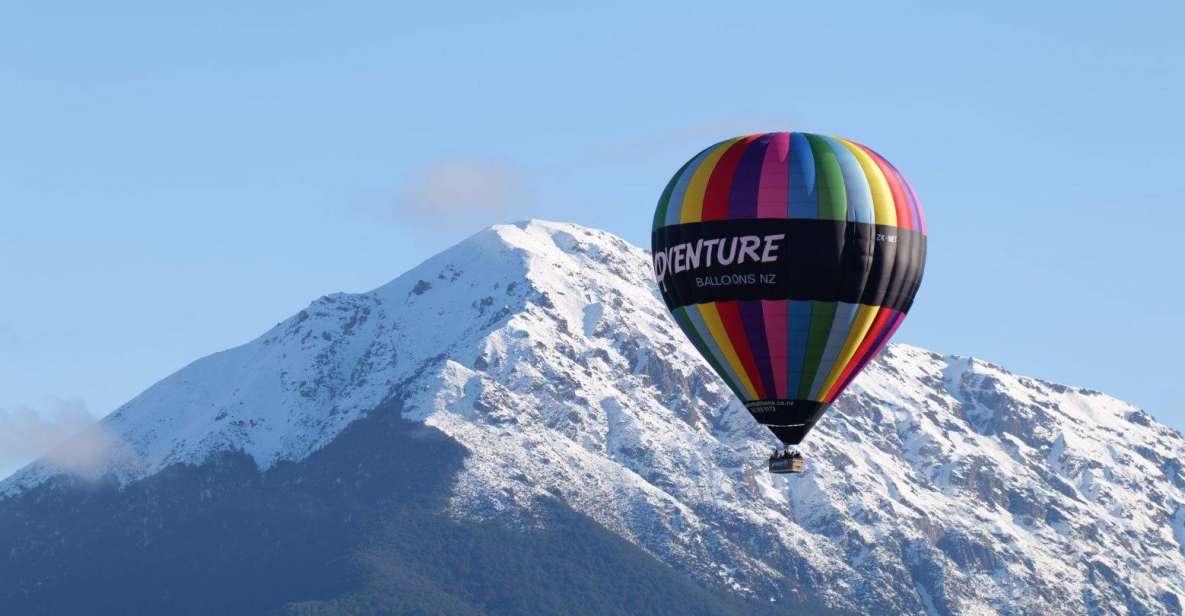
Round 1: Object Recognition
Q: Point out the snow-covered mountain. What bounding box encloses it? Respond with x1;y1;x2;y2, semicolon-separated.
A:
6;220;1183;615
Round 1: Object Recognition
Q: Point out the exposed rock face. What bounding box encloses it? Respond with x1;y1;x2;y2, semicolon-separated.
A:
6;220;1183;615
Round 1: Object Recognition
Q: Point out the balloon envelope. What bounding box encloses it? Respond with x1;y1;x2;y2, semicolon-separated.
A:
652;132;926;445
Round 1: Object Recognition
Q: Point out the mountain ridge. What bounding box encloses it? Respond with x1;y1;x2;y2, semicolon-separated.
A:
4;219;1183;615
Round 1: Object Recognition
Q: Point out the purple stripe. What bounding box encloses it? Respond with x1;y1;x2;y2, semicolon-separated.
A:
739;299;776;400
902;177;927;235
728;134;771;219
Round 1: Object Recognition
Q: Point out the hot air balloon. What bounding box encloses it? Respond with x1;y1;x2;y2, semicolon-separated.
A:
651;132;926;474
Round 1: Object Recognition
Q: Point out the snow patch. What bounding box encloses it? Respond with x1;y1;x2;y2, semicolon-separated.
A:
5;219;1183;614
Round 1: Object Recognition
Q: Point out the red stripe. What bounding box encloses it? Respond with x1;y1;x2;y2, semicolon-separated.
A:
715;300;768;399
700;136;758;221
826;311;905;403
822;308;895;402
862;146;912;230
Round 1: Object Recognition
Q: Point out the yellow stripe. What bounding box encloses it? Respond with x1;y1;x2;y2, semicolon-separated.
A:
679;138;742;224
695;302;759;399
838;138;896;227
816;303;879;400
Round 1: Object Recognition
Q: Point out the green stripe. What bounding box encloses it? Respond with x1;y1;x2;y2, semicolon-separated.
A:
797;300;837;399
672;307;745;401
653;157;696;231
805;134;846;221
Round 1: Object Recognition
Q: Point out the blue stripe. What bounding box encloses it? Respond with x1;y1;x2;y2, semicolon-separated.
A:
822;136;873;224
808;301;860;399
788;132;817;219
784;299;813;396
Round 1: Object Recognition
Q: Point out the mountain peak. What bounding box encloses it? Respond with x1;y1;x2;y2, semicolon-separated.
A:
2;219;655;494
5;220;1183;614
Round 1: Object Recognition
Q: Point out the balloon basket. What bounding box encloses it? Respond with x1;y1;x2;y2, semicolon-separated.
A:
768;452;806;474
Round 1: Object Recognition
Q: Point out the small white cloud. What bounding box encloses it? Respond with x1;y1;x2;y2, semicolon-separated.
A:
0;397;121;480
396;159;525;229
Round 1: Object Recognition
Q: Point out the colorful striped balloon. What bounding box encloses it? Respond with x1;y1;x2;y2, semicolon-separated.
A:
652;132;927;445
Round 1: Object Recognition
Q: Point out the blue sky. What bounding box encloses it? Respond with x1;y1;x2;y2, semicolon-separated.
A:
2;1;1182;472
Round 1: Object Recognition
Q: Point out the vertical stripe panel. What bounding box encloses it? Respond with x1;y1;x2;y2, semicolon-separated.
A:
822;306;895;402
784;299;813;396
824;136;873;224
827;311;905;402
728;134;770;219
873;148;925;235
804;134;847;221
902;177;927;236
695;302;760;399
788;132;817;219
861;146;910;230
676;306;746;400
701;137;757;221
761;299;789;398
807;301;860;400
797;300;837;399
665;145;717;227
756;133;790;218
840;140;896;227
739;299;776;400
816;303;880;400
678;139;741;224
653;171;680;232
655;148;707;230
716;300;769;398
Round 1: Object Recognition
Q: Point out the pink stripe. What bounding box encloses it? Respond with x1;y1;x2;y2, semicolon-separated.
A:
755;132;790;218
902;177;927;236
761;299;789;398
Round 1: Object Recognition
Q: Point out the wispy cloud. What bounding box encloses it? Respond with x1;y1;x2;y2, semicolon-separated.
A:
0;398;120;481
395;159;526;229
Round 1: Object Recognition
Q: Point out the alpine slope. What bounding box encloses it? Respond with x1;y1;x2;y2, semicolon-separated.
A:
5;221;1182;615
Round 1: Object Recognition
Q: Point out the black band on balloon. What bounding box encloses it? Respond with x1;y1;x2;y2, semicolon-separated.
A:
743;399;829;445
743;399;826;425
767;424;813;446
652;219;925;312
